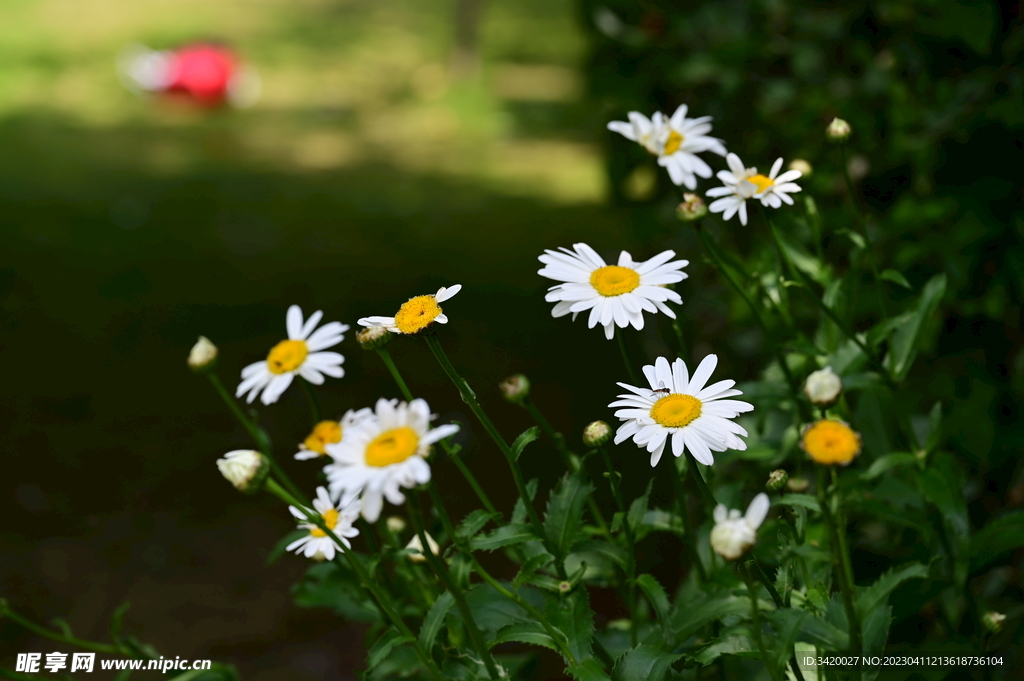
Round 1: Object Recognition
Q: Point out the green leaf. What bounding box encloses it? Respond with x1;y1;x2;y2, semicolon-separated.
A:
456;510;499;543
857;562;929;624
885;273;946;381
862;604;893;654
768;608;849;650
367;628;413;669
768;599;806;673
463;583;532;631
544;471;594;558
512;479;539;525
611;644;681;681
775;494;820;513
567;658;612;681
109;601;131;643
266;529;307;566
635;574;672;639
545;588;595;662
671;594;756;640
970;510;1024;572
569;539;628;570
292;561;379;621
774;227;826;282
925;401;944;454
419;591;455;651
626;481;654;536
860;453;917;481
692;636;758;664
513;552;555;589
511;426;541;461
470;524;538;551
490;621;563;653
836;228;866;250
880;269;912;289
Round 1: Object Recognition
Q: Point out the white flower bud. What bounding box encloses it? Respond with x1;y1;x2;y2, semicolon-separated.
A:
677;193;708;221
386;516;407;533
982;611;1006;634
710;493;769;560
216;450;269;494
788;159;812;177
188;336;218;372
804;366;843;406
406;532;440;562
499;374;531;404
583;420;612;448
356;326;391;350
827;117;851;142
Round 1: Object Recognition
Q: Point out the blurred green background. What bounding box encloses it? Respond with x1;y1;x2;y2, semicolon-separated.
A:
2;0;1022;678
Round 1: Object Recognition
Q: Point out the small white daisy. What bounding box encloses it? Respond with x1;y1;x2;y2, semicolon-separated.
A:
294;408;374;460
608;105;727;190
324;398;459;522
287;486;361;562
706;153;803;226
236;305;348;405
610;355;753;467
357;285;462;335
538;243;688;340
710;493;769;560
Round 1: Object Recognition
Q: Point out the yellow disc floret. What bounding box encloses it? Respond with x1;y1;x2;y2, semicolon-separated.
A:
310;508;339;537
801;419;861;465
663;130;685;156
394;295;443;334
266;339;309;374
304;420;342;455
747;174;775;193
650;393;703;428
365;427;421;467
590;266;641;297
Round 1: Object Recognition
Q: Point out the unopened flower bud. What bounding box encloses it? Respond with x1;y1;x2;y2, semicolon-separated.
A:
188;336;218;372
788;159;812;177
766;469;789;492
710;494;769;560
583;420;612;448
982;611;1006;634
386;516;407;533
786;476;810;493
827;117;851;143
406;532;440;562
677;193;707;221
499;374;530;404
356;326;391;350
804;366;843;406
557;581;572;593
216;450;269;494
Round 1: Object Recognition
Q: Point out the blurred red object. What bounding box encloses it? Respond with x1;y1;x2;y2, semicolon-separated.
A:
118;42;260;109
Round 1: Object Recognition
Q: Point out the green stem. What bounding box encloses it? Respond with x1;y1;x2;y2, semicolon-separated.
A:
374;344;499;517
409;494;500;680
299;377;322;425
423;333;564;578
596;444;639;647
747;560;807;681
0;602;121;655
743;564;783;681
684;451;718;512
670;461;707;583
838;144;888;319
615;327;641;385
206;373;306;503
264;479;447;681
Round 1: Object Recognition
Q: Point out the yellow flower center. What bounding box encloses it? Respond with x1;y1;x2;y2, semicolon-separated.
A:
650;393;703;428
309;508;339;537
394;295;442;334
590;266;641;297
266;339;309;374
303;420;342;455
663;130;684;156
802;420;861;465
365;426;420;467
748;174;774;193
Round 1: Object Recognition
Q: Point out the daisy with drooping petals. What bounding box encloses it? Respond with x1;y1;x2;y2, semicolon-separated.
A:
710;493;770;560
324;398;459;522
706;153;803;226
295;408;374;460
608;105;727;189
610;355;753;467
538;243;688;340
287;486;361;561
357;285;462;335
236;306;348;405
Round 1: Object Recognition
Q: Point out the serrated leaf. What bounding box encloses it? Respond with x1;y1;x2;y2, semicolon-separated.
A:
640;509;682;534
671;594;755;640
544;471;594;558
569;539;628;570
567;658;611;681
367;628;413;669
692;636;758;664
490;621;563;652
544;588;594;662
266;529;307;566
611;644;681;681
635;574;671;639
970;510;1024;572
470;524;538;551
626;481;654;536
513;552;555;589
512;479;539;525
463;583;532;631
511;426;541;461
419;591;455;651
862;604;892;654
768;608;848;650
885;273;946;380
292;561;380;621
456;510;499;543
880;269;912;289
775;494;821;513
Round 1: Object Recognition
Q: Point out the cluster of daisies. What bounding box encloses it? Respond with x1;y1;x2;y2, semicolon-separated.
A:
608;104;803;225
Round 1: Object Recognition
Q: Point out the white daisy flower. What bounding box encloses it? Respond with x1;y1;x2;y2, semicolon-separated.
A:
710;493;769;560
538;243;688;340
357;285;462;335
294;408;374;460
610;355;753;467
324;398;459;522
706;153;803;225
607;104;727;190
236;305;348;405
287;486;361;562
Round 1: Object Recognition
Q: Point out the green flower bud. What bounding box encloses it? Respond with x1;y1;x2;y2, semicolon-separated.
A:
499;374;530;404
583;420;612;448
766;469;789;492
827;117;851;142
677;193;708;221
356;326;391;350
982;611;1006;634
